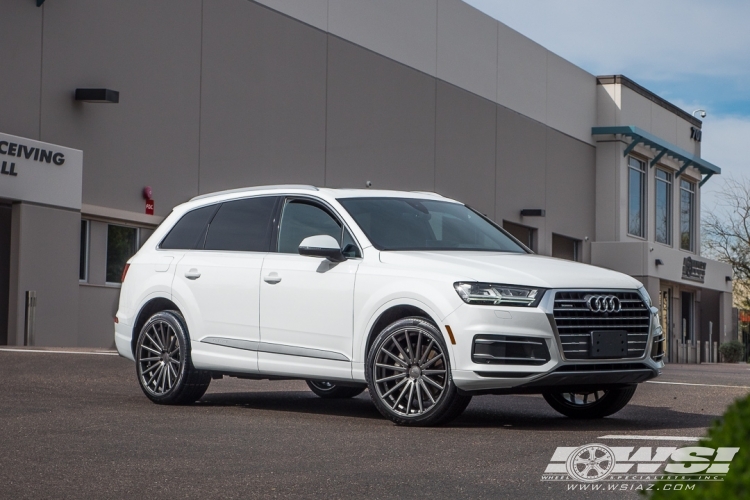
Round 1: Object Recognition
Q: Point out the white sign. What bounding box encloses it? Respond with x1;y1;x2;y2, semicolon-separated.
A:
0;132;82;210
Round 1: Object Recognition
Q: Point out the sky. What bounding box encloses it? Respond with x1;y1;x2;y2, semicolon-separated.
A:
464;0;750;213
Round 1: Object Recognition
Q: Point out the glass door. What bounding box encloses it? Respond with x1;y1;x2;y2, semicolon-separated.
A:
659;287;672;362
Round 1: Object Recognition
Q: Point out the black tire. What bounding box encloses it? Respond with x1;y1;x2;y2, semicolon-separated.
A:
306;380;366;399
366;317;471;426
135;310;211;405
543;385;637;418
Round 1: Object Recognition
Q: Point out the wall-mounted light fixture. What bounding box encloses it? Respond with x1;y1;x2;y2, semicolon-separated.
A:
726;276;733;282
75;88;119;103
655;259;664;266
520;209;545;217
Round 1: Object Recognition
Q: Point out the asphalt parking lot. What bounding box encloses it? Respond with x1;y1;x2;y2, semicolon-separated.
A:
1;349;748;500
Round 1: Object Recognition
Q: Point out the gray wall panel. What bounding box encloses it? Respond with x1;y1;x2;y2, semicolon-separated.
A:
9;203;79;347
0;3;42;139
496;106;547;250
328;0;437;76
200;0;327;194
325;36;436;191
0;205;11;344
40;0;202;216
435;82;496;216
254;0;328;31
436;0;498;102
545;128;596;259
78;285;119;348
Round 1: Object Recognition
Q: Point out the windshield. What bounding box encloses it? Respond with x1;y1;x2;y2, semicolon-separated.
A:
337;197;527;252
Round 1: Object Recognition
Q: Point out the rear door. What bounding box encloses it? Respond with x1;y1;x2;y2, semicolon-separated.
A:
172;196;280;373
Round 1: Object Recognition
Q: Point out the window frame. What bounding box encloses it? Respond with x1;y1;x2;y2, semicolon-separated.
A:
654;168;673;246
680;178;696;252
105;223;140;286
275;195;363;259
79;219;90;283
627;155;647;239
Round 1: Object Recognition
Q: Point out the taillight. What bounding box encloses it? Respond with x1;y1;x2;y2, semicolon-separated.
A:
121;263;130;283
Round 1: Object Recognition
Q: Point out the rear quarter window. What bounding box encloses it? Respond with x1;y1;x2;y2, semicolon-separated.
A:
159;205;219;250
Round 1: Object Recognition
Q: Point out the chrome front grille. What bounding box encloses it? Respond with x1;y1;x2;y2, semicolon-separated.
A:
552;291;650;360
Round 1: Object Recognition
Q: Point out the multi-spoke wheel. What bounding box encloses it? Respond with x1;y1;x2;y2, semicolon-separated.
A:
135;311;210;405
306;380;366;399
366;317;471;426
543;385;637;419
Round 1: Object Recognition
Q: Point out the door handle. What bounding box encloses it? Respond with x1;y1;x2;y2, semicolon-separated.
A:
185;268;201;280
263;272;281;284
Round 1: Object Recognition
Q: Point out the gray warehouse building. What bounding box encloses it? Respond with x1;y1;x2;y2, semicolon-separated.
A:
0;0;733;363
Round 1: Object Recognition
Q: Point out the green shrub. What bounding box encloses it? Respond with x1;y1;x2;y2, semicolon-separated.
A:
648;393;750;499
720;341;745;363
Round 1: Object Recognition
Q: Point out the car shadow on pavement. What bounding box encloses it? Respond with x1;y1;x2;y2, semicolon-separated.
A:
451;404;718;431
196;391;717;431
196;391;385;420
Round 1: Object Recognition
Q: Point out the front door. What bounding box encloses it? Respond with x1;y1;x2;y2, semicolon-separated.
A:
259;198;360;380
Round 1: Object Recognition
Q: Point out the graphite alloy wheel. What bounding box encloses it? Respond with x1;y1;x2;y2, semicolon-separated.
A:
306;380;366;399
543;385;637;419
135;310;211;405
366;317;471;426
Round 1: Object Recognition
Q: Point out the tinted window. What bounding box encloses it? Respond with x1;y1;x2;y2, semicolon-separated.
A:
338;198;525;252
79;220;89;281
628;156;646;237
160;205;218;250
204;197;278;252
107;225;138;283
278;201;341;254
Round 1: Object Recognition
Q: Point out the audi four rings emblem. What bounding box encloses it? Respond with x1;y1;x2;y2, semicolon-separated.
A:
586;295;621;313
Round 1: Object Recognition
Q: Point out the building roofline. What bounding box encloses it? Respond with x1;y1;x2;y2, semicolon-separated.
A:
596;75;702;128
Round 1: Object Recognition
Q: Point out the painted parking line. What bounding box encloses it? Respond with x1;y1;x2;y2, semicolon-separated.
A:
598;435;700;442
647;380;750;390
0;348;118;356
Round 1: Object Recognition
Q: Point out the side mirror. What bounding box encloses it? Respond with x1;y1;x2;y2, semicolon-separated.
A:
298;235;346;262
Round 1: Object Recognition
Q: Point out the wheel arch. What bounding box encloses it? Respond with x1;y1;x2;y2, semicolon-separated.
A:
363;301;453;363
131;297;181;357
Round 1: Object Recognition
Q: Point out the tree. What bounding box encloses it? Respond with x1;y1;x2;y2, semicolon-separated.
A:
702;177;750;309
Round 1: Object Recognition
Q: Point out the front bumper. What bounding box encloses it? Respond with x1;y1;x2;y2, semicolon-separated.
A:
443;290;664;393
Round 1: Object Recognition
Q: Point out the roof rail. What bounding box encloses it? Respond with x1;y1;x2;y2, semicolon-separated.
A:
410;191;444;197
190;184;318;201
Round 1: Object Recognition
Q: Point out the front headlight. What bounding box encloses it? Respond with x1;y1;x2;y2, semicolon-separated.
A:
454;282;545;307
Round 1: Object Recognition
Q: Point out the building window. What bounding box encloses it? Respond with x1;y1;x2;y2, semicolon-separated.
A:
552;233;581;262
628;156;646;237
79;220;89;282
655;169;672;245
503;221;536;251
106;224;138;284
680;179;695;251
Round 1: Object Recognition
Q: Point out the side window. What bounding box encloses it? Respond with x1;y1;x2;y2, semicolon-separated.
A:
160;205;218;250
204;197;278;252
277;200;342;254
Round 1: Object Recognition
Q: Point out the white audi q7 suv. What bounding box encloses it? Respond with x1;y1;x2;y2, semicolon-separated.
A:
115;186;664;426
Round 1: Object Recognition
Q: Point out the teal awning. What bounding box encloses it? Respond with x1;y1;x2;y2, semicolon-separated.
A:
592;125;720;187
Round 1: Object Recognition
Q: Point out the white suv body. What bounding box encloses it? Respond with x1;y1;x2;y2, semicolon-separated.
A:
116;186;664;425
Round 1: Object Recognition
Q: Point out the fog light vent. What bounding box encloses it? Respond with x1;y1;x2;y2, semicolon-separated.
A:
472;335;550;365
